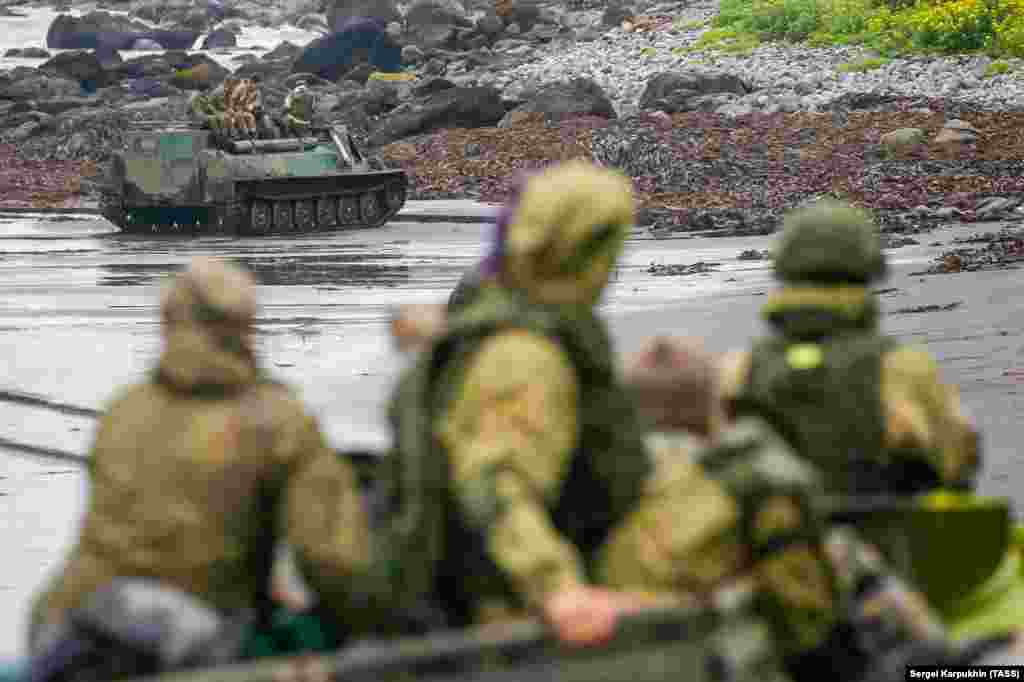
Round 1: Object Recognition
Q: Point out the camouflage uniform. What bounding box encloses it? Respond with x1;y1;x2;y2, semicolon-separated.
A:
602;336;965;682
380;161;650;631
718;201;979;494
29;258;375;653
190;78;264;140
283;81;318;138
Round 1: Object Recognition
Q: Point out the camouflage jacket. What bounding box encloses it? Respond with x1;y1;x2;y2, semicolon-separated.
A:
381;285;649;628
30;322;375;650
596;416;950;676
719;285;980;494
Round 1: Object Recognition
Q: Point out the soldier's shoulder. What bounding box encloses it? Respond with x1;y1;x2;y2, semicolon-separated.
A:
472;328;574;378
242;378;319;428
102;380;161;414
700;416;821;492
881;342;942;378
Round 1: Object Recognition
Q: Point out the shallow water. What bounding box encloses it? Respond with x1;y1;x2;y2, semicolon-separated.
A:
0;212;1023;660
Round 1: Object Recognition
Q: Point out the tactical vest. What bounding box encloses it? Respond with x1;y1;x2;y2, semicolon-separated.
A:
733;330;939;495
381;288;650;629
692;417;839;655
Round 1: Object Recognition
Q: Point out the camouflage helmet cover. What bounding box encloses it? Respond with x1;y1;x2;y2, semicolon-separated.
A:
161;257;258;328
774;200;887;284
503;160;634;305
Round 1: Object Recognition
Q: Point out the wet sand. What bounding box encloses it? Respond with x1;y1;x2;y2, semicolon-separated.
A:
1;213;1022;659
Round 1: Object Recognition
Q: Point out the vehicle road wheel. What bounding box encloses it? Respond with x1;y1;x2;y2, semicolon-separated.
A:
250;200;272;234
273;200;295;232
338;196;359;226
317;198;338;229
386;183;405;212
360;192;381;224
294;199;315;232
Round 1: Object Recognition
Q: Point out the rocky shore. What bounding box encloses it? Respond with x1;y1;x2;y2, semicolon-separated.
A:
1;0;1023;231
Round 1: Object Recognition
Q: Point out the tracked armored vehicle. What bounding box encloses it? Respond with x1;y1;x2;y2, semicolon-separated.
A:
99;124;407;235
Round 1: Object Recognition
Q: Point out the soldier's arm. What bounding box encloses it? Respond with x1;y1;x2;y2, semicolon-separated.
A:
881;346;981;489
596;439;741;597
281;408;379;628
440;329;586;610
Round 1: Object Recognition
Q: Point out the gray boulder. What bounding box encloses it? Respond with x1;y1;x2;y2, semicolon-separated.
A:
326;0;400;33
39;50;108;87
602;0;634;27
405;0;470;49
201;29;237;49
46;11;199;50
639;70;752;113
264;41;304;61
0;74;83;100
368;85;505;146
476;12;504;37
4;47;52;58
499;77;615;126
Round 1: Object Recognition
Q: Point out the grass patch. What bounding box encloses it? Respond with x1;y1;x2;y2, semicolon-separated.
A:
712;0;1024;58
674;18;708;31
692;27;763;53
984;59;1014;76
836;56;891;71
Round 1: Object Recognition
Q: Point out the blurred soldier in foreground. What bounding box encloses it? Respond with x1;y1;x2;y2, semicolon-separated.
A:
380;160;656;645
719;200;979;495
28;258;375;677
390;185;526;354
603;336;1004;682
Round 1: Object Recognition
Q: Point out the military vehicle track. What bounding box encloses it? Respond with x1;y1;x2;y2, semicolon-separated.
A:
245;178;406;235
99;179;406;236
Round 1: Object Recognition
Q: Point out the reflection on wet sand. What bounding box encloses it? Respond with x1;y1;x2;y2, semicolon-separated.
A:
98;254;412;287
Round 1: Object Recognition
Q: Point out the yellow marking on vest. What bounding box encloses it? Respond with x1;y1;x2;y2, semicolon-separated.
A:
786;344;823;370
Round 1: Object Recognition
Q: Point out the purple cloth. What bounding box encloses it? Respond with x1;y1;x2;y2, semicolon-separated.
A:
479;172;534;278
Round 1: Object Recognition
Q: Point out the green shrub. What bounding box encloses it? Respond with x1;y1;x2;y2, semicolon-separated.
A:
710;0;1024;57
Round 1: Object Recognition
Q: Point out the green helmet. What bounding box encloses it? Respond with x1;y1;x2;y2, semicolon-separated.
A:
774;200;887;284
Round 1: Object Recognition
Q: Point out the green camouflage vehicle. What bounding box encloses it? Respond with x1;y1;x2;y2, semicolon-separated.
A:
98;124;407;236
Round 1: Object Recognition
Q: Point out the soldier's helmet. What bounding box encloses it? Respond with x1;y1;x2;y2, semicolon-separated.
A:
161;257;257;330
774;199;887;284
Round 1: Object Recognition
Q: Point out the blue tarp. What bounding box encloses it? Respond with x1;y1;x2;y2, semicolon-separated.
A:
291;17;402;82
0;661;21;682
